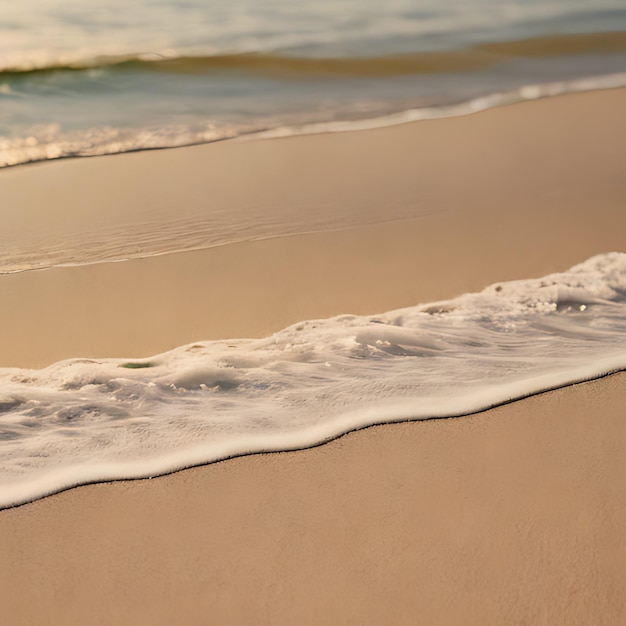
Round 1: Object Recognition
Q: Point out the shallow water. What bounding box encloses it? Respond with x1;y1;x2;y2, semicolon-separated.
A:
1;253;625;508
1;1;626;168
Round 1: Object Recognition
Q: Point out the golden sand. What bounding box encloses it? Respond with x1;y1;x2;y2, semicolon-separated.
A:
0;88;624;625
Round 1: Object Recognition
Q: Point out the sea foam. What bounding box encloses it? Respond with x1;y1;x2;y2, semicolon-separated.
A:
0;252;625;508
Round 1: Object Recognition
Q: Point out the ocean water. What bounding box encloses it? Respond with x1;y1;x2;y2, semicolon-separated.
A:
1;253;625;508
1;0;626;167
1;3;625;507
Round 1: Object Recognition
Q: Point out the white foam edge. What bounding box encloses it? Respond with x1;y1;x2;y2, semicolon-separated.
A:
237;72;626;142
2;352;624;510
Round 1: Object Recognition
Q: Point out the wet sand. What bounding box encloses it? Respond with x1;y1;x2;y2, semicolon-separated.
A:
0;88;625;368
0;88;625;624
1;373;625;625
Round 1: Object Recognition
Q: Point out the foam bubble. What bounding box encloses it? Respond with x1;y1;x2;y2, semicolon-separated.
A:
0;253;625;508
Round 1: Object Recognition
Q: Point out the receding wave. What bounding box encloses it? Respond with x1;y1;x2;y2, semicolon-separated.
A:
3;31;626;78
0;253;625;508
0;70;625;193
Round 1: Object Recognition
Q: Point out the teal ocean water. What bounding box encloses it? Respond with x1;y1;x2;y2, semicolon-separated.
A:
1;0;626;167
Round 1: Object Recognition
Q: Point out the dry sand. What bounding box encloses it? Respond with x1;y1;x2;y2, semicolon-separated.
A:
0;88;625;625
0;88;625;368
1;373;625;625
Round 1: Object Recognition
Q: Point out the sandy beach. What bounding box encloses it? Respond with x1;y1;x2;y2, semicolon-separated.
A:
0;88;625;368
1;374;625;625
1;87;625;624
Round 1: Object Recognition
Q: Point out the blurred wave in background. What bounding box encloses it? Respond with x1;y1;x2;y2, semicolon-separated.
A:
1;0;625;167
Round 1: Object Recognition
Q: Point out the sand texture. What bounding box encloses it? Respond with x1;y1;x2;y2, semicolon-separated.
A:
0;88;625;625
1;373;625;625
0;88;625;368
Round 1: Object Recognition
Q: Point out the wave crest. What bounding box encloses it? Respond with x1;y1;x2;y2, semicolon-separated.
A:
3;31;626;78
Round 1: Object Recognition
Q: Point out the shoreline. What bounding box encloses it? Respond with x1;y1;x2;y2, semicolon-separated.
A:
1;73;624;176
1;366;624;512
1;82;625;625
1;86;625;369
2;372;625;624
1;77;625;279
